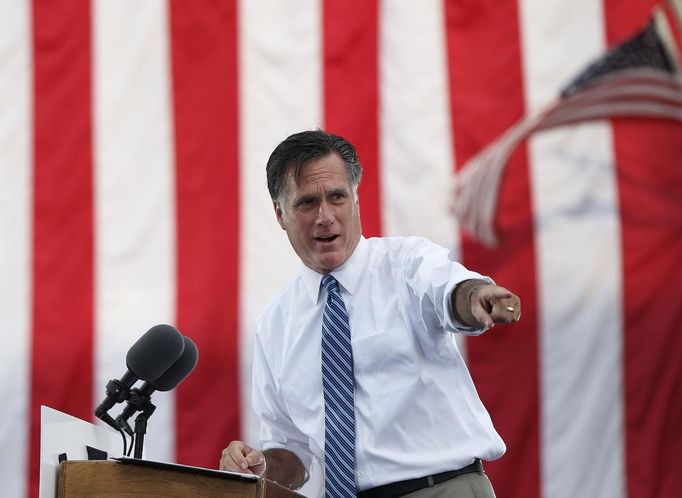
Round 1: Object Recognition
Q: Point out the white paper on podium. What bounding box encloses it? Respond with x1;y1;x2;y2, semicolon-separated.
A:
39;405;122;498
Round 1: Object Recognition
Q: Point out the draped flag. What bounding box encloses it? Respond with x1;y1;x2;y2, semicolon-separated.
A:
454;2;682;246
0;1;680;498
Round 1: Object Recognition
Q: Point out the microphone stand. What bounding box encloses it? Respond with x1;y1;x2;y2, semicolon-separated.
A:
117;385;157;458
133;402;156;459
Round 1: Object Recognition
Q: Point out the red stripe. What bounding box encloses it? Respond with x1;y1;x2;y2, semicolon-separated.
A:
443;1;540;497
323;0;382;237
29;0;94;496
604;3;682;497
169;0;241;467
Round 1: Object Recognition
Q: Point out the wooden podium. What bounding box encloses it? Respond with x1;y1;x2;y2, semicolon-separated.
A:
57;460;304;498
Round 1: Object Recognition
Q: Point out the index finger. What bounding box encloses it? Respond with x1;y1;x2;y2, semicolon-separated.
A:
481;285;513;301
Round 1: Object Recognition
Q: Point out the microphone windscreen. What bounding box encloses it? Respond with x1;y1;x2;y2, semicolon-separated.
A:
150;336;198;391
126;324;185;381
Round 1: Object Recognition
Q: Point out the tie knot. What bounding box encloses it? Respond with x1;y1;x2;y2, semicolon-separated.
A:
321;274;339;294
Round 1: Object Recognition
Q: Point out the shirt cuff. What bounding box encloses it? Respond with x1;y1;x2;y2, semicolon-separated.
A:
444;276;495;335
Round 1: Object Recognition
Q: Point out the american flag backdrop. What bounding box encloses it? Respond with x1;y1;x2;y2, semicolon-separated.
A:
0;0;680;497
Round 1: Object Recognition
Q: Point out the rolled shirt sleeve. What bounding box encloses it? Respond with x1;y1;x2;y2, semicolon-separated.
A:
252;328;314;471
401;237;493;335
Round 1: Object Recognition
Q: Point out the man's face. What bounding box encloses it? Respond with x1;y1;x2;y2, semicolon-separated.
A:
275;153;362;274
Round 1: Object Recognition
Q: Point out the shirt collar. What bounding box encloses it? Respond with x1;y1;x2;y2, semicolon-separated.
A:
300;236;369;304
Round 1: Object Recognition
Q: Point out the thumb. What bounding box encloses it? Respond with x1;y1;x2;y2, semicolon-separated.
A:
245;451;264;466
475;308;494;330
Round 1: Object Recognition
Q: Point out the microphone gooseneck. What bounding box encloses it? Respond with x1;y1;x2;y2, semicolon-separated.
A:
94;324;185;431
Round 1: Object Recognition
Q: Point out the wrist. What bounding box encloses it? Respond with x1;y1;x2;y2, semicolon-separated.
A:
468;283;486;305
454;279;490;328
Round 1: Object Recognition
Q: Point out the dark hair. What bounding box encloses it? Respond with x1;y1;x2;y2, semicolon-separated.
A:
266;130;362;202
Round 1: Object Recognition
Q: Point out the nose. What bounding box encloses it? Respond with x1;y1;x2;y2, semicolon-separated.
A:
316;201;334;225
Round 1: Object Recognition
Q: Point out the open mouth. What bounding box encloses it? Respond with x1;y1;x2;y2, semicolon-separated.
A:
315;234;339;243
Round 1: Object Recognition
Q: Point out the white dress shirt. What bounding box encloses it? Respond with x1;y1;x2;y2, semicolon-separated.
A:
252;236;505;494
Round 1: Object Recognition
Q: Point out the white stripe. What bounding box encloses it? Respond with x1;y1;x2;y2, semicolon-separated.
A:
0;0;31;494
379;0;459;253
654;4;681;71
519;1;625;497
671;0;682;29
93;0;176;462
239;2;323;495
379;1;468;358
238;0;322;444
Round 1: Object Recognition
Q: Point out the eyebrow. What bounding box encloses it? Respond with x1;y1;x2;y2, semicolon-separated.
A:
293;193;318;205
293;187;349;204
328;187;349;196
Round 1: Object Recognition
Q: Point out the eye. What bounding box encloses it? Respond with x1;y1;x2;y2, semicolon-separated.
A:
295;197;315;209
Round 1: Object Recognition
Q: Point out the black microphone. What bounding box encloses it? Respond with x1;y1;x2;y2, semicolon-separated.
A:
95;324;185;430
116;336;199;435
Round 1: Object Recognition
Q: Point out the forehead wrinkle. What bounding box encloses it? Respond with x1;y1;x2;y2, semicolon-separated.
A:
289;166;349;194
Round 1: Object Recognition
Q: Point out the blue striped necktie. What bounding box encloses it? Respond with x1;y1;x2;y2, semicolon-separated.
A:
320;274;356;498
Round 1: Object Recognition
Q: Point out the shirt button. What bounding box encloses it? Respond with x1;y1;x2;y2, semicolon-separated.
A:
358;471;365;478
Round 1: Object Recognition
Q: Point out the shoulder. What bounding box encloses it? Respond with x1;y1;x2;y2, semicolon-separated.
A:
256;273;304;340
366;235;449;264
367;235;446;251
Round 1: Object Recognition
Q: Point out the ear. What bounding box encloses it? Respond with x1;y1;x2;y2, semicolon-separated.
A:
274;201;286;230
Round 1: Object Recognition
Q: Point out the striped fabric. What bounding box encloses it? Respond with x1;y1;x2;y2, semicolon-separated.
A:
321;275;356;498
0;1;680;498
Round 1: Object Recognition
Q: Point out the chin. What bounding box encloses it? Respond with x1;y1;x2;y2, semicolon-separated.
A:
314;255;342;273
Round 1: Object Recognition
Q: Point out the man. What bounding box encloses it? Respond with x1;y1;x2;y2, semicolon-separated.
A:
220;130;521;497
